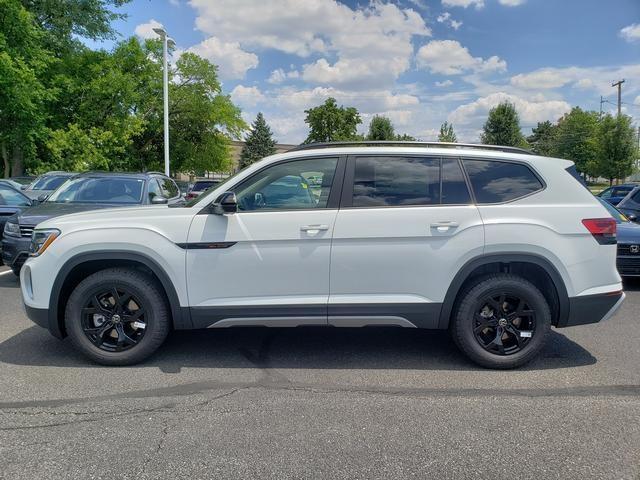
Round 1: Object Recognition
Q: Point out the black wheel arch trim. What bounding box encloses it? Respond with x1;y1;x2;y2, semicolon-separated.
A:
438;253;569;329
48;251;190;338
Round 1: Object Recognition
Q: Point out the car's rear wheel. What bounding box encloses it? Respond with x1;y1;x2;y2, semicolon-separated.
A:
65;268;170;365
450;274;551;369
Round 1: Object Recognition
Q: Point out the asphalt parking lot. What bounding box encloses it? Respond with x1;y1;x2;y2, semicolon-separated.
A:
0;265;639;479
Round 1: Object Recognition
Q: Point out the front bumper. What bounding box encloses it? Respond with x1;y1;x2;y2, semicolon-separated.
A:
617;244;640;276
559;291;625;327
1;235;31;268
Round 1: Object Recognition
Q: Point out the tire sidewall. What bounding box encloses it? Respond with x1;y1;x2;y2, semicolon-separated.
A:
65;270;169;365
453;276;551;369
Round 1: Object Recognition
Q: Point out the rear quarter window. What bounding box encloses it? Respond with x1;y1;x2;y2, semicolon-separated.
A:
463;159;543;204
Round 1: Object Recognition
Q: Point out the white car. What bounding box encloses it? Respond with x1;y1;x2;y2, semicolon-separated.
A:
20;142;624;368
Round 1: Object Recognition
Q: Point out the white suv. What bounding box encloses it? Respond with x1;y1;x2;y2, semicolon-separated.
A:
20;143;625;368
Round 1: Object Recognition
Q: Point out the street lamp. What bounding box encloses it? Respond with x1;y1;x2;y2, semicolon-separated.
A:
153;27;176;177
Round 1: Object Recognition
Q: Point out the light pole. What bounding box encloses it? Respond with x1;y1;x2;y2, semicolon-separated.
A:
153;27;175;177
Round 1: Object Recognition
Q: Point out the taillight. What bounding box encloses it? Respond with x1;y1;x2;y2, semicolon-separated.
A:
582;218;617;245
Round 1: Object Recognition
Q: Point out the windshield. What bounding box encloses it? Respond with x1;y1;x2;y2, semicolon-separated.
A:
597;197;628;223
47;177;145;204
30;175;69;191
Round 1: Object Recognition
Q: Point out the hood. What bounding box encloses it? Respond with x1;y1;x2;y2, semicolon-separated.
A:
23;189;53;200
617;221;640;243
15;202;138;227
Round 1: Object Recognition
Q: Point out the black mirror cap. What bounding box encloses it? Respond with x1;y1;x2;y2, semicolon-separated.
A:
628;213;638;222
37;194;49;202
212;191;238;214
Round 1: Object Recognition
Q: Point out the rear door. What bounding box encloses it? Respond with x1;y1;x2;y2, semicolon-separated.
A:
328;155;484;328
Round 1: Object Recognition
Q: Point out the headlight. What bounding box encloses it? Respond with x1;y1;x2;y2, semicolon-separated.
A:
30;229;60;257
3;221;21;237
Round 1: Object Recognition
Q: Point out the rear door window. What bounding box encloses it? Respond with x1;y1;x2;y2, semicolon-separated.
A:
350;156;472;207
463;159;543;204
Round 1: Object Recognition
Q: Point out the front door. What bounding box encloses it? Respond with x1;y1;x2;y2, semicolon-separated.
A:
329;155;484;328
186;156;344;328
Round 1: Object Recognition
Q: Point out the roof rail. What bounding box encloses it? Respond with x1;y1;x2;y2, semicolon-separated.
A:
290;141;532;155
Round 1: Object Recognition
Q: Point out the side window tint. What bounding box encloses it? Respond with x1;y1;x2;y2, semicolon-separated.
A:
0;186;30;206
442;159;471;205
632;190;640;203
463;159;543;203
147;179;163;202
353;156;439;207
234;157;338;211
599;188;612;199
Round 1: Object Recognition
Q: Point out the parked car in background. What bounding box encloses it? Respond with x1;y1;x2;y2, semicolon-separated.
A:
21;171;76;200
2;171;182;276
10;176;36;186
615;185;640;220
185;179;221;201
0;184;32;251
19;142;623;368
597;197;640;277
0;179;24;190
597;183;638;206
174;180;191;197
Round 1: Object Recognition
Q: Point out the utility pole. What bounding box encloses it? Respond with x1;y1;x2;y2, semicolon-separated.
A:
153;27;176;177
612;79;625;117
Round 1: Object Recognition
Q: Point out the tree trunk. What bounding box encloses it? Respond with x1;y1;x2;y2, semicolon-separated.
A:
1;143;9;179
11;145;24;176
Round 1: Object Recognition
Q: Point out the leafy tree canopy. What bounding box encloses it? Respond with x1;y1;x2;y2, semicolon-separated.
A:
527;120;557;157
480;102;526;148
553;107;599;177
438;121;457;143
595;114;637;185
304;97;362;143
367;115;395;141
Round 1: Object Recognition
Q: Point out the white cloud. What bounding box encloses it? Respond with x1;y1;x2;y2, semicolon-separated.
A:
620;23;640;42
442;0;484;9
267;68;299;84
437;11;462;30
189;0;430;89
448;92;571;127
168;0;180;5
435;80;453;87
134;19;163;40
187;37;258;80
230;85;265;107
634;95;640;106
499;0;525;5
510;68;573;89
416;40;506;75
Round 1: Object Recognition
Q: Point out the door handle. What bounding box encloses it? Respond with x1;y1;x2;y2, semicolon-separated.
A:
430;221;459;232
300;224;329;233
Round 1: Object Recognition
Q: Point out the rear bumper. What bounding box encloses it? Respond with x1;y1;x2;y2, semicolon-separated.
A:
1;235;30;267
559;291;625;327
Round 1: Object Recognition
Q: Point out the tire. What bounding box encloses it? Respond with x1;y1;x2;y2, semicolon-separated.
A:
65;268;170;366
11;266;21;277
450;273;551;369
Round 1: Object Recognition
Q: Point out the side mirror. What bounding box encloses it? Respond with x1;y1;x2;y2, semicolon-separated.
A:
627;213;638;222
151;196;169;205
20;185;28;190
37;194;48;203
212;191;238;215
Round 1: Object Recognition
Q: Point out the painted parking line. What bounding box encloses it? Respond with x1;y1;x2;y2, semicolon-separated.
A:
0;270;14;276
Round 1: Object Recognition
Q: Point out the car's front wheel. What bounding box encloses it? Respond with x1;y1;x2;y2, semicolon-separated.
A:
65;268;170;365
450;273;551;369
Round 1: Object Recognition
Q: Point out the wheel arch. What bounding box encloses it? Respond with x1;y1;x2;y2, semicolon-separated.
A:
48;251;190;338
438;253;569;329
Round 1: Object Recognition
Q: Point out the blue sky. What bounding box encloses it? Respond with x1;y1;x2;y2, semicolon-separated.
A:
94;0;639;143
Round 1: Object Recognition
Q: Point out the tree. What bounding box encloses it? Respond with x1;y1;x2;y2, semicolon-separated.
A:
553;107;599;178
438;121;457;143
595;114;636;185
0;0;52;177
395;133;416;141
304;97;362;143
527;121;557;156
480;102;526;147
240;113;277;169
367;115;395;140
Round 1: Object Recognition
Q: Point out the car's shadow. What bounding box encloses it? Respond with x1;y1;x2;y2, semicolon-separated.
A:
0;324;596;373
